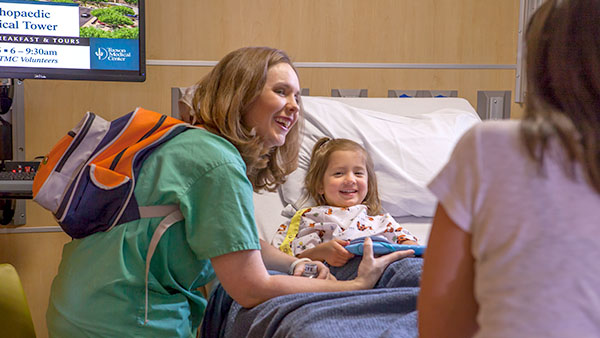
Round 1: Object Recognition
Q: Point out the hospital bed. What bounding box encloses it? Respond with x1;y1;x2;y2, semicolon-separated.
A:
190;95;481;337
254;96;480;246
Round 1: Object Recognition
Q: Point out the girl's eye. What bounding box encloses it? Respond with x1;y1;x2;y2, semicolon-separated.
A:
275;89;285;95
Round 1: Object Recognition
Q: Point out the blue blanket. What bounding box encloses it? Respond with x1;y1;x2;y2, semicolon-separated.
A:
201;258;422;338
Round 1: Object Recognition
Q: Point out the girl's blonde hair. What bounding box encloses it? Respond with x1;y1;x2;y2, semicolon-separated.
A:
521;0;600;194
191;47;303;192
304;137;382;215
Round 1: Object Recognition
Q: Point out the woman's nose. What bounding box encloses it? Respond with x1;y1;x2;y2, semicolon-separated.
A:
286;96;299;115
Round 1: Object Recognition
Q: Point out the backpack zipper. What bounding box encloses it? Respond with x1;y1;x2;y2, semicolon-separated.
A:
109;115;167;170
55;113;96;173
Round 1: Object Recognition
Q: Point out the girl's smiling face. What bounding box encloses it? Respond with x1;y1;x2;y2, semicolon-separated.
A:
319;150;369;208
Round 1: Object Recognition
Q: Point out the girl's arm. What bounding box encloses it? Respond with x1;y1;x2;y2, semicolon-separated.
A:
211;237;412;308
259;239;299;272
418;204;479;338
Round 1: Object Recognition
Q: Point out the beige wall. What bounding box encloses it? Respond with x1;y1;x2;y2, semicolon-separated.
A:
0;0;522;336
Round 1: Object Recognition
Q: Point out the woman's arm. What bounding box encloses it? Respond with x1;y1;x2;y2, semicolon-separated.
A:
258;239;333;279
211;237;412;308
418;204;478;338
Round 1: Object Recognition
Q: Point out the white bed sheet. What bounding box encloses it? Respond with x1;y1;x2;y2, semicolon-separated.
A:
254;97;480;246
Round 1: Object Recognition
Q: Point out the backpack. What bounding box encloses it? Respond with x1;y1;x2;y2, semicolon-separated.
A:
32;107;197;323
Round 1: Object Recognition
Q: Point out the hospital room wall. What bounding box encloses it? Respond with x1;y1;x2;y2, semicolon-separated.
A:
0;0;522;336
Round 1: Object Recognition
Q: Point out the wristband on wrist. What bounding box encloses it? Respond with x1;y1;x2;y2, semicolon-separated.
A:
288;258;312;275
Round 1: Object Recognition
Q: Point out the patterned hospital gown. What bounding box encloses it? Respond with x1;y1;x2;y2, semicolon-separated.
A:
272;205;418;256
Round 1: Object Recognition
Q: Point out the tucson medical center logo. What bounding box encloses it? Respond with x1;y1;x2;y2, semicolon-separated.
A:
90;38;138;70
94;46;131;62
95;46;107;60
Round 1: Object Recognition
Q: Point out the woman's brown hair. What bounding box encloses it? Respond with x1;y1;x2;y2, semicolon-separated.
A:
303;137;382;215
521;0;600;193
191;47;303;192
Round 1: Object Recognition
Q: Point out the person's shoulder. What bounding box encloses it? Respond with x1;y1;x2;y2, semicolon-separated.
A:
304;205;330;212
157;128;246;169
169;127;228;146
465;119;518;137
458;120;520;147
477;119;519;134
168;128;240;157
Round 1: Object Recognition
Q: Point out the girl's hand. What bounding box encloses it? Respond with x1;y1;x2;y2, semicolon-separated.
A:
300;239;355;267
323;239;355;267
355;237;415;288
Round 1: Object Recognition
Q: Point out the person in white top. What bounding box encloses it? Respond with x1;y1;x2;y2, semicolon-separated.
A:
273;137;418;267
418;1;600;337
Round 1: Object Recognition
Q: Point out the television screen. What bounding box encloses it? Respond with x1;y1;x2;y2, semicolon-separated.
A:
0;0;145;82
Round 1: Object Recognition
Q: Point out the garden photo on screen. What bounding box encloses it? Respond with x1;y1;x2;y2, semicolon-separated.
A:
35;0;139;39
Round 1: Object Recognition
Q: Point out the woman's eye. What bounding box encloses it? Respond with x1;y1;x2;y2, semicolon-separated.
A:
275;89;285;95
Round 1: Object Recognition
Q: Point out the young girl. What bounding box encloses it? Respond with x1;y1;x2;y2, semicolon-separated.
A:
273;137;419;267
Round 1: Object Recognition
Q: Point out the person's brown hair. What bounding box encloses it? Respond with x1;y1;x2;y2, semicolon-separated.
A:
521;0;600;194
303;137;382;215
191;47;303;192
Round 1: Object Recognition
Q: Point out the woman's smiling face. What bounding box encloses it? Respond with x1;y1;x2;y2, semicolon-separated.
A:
243;62;300;148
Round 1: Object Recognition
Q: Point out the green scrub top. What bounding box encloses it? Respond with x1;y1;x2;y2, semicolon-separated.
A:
47;128;261;337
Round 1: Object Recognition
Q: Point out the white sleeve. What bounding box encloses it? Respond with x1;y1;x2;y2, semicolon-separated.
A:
427;124;484;234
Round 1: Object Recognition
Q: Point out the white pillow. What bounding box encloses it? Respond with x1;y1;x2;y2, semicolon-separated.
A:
280;96;480;217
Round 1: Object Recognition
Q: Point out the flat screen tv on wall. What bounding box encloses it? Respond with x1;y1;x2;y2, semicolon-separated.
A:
0;0;145;82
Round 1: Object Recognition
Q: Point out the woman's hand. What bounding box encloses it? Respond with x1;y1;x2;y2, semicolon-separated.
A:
299;239;355;267
355;237;415;288
291;260;337;280
258;239;337;280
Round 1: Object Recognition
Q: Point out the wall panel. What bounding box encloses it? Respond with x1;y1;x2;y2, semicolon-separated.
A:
147;0;520;64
